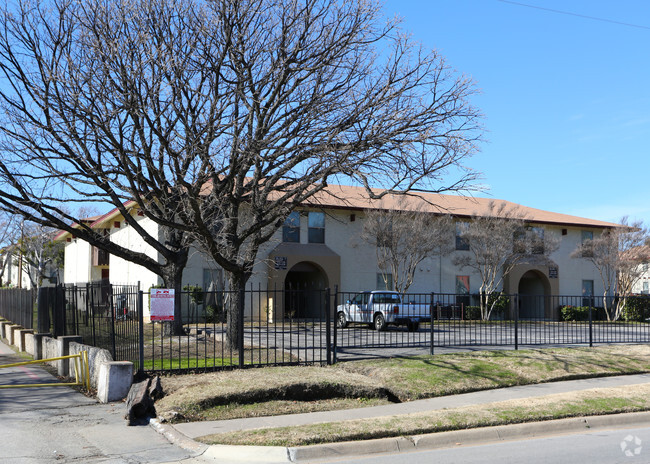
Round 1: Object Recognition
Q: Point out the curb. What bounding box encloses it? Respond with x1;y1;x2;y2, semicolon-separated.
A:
153;411;650;462
150;419;209;455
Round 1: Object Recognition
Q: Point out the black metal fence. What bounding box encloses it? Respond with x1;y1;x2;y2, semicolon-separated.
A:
0;288;35;329
4;284;650;373
334;292;650;354
142;287;331;373
35;283;332;373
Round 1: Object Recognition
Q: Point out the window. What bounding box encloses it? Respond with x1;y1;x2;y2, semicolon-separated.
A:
531;227;544;254
373;293;401;304
350;292;370;306
203;268;223;310
456;275;470;295
282;211;300;243
308;212;325;243
376;273;393;290
514;226;545;254
455;222;470;250
376;217;393;248
642;281;649;295
581;230;594;257
455;275;470;307
513;228;526;253
582;280;594;306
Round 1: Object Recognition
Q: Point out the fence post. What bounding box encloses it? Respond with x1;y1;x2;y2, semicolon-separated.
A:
109;284;117;359
325;288;332;365
138;290;145;374
332;286;338;364
589;296;593;348
53;284;65;337
514;294;519;351
37;287;49;334
430;292;435;355
238;287;245;368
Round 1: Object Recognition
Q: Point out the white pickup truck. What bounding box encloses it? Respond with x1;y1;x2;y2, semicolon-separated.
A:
336;291;431;331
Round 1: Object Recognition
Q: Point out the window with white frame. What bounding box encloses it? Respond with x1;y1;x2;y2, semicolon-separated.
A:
282;211;300;243
581;230;594;257
376;273;393;291
455;222;470;250
308;212;325;243
582;279;594;306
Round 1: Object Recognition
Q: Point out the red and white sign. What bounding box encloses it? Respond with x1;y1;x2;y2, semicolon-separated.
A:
150;289;175;321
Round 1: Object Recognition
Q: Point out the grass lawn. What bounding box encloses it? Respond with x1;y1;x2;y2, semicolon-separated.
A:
155;344;650;445
203;384;650;447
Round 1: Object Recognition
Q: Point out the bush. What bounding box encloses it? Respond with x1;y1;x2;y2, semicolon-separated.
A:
560;305;588;321
464;306;482;320
204;304;224;323
560;305;609;321
622;296;650;322
182;284;204;305
469;292;509;319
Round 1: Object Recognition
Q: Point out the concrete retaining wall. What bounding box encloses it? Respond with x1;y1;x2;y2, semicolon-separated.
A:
69;342;115;388
1;316;133;401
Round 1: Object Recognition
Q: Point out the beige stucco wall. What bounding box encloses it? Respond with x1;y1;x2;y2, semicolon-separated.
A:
109;212;161;291
61;204;615;321
63;238;92;284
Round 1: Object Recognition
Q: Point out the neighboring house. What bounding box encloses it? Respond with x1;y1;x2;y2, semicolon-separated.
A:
632;249;650;295
1;244;60;289
55;184;621;320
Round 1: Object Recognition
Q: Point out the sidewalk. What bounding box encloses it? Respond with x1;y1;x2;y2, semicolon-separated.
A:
171;372;650;439
0;339;205;464
153;372;650;463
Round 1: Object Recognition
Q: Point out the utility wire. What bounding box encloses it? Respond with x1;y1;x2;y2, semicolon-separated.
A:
497;0;650;31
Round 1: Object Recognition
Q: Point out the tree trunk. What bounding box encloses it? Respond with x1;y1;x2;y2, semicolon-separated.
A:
226;271;251;352
161;262;186;336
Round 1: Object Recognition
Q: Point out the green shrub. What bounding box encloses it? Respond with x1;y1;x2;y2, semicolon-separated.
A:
205;304;225;323
464;306;482;320
560;305;589;321
560;305;610;321
469;292;509;319
622;296;650;322
182;284;204;305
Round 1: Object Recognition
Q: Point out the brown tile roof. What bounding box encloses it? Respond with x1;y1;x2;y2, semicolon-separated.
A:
55;182;621;241
303;184;622;229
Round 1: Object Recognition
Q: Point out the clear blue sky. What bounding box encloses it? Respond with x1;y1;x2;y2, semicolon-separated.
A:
382;0;650;226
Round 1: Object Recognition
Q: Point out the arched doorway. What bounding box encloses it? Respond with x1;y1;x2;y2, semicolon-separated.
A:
284;262;329;319
518;270;550;319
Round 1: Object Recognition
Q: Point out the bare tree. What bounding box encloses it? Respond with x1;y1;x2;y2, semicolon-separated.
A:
16;223;64;289
0;0;482;347
361;199;454;293
571;217;649;321
453;201;560;320
0;212;20;286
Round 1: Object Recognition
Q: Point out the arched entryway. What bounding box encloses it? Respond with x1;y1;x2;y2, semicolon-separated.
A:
518;270;551;319
284;261;329;319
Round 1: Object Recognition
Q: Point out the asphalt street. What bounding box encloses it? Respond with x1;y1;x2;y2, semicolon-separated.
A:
305;424;650;464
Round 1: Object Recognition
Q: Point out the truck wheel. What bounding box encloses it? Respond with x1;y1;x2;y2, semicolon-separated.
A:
408;322;419;332
337;312;348;328
373;313;386;331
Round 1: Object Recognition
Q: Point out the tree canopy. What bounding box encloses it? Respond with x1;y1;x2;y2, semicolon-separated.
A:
0;0;483;344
